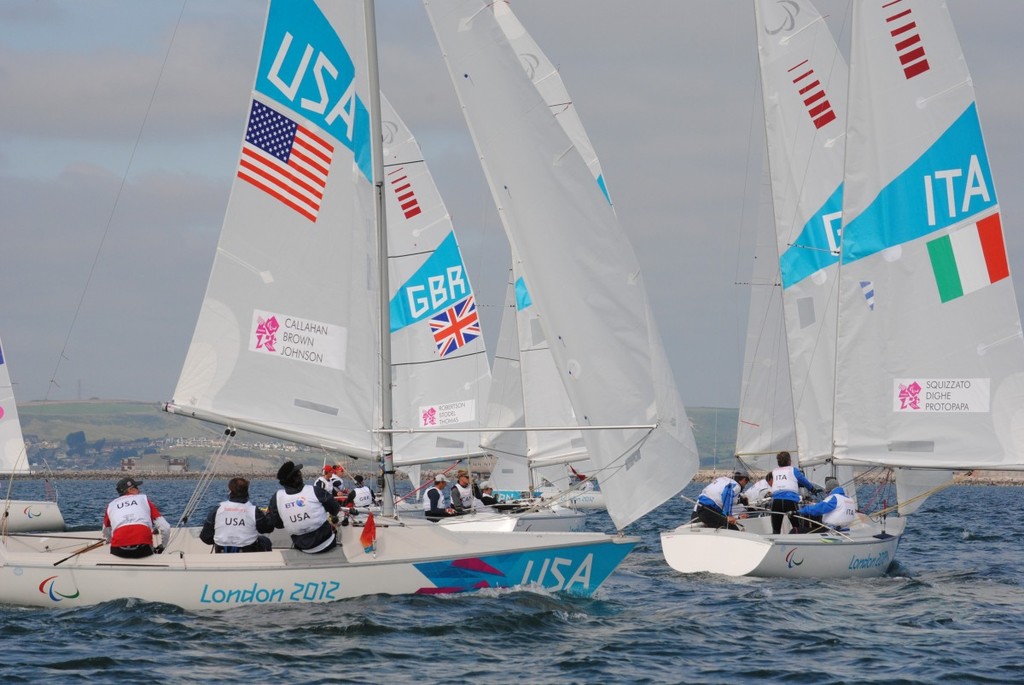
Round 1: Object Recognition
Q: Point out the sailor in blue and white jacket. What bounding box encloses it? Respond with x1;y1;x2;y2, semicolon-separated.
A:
770;451;821;534
693;473;749;530
798;482;856;533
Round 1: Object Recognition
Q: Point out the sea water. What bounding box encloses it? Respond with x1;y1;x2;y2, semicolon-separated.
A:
2;478;1022;684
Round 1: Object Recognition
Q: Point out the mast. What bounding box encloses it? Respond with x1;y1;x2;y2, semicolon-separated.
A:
364;0;395;517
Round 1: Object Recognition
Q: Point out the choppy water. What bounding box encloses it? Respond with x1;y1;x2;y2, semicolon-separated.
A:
2;478;1023;684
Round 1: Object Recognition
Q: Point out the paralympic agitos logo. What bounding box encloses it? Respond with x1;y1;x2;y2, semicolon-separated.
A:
39;575;80;602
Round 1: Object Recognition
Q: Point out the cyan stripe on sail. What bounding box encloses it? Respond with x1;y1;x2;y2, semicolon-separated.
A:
257;0;372;181
779;183;843;289
843;104;996;264
390;231;472;332
596;175;612;206
514;276;533;311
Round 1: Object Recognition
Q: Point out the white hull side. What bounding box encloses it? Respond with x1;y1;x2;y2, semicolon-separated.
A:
402;507;587;532
2;500;65;533
660;514;904;579
0;518;636;610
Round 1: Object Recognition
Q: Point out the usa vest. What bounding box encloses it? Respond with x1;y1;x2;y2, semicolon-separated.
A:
106;493;152;531
276;485;328;536
213;500;258;547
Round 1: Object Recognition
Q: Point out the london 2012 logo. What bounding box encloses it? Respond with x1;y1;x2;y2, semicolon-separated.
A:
39;576;80;602
785;548;804;568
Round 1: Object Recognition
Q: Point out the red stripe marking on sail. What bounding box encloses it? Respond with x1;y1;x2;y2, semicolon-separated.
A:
886;8;912;22
978;213;1010;284
804;91;826;107
813;110;837;128
787;59;809;72
791;69;813;84
798;79;821;96
895;34;921;52
890;21;917;37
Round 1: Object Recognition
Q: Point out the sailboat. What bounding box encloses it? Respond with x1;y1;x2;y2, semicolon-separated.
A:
0;0;640;610
662;0;1024;578
426;0;699;533
0;335;65;534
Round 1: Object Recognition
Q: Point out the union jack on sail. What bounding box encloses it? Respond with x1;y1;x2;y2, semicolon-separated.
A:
429;295;480;357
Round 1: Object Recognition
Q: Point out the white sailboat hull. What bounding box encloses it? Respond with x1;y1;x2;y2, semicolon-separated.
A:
660;513;904;579
0;518;637;610
2;500;65;533
403;507;587;532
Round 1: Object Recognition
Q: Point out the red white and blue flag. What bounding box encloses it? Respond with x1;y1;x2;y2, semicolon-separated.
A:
429;295;480;357
237;100;334;222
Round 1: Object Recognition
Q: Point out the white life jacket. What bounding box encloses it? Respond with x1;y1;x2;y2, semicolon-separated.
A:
213;500;258;547
314;475;341;495
276;484;328;536
822;492;857;528
106;493;153;532
700;476;738;510
746;478;772;505
771;466;800;496
452;482;475;509
352;485;373;508
423;485;447;511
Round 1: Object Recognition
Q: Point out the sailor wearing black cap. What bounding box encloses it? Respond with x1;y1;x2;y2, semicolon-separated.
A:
266;461;343;553
102;477;171;558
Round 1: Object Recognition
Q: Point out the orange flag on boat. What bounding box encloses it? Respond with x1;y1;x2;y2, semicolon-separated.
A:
360;512;376;553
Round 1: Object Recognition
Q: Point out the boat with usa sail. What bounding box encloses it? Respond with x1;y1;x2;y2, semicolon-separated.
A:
0;0;639;610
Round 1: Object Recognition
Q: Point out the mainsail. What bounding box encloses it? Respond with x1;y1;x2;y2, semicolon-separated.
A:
834;2;1024;470
426;0;699;529
0;337;29;476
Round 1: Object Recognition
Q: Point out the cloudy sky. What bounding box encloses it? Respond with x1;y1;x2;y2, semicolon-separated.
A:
1;0;1022;411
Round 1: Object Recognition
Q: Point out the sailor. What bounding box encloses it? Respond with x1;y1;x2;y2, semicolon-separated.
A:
424;473;457;519
267;461;342;554
744;472;774;508
450;469;485;513
344;474;375;509
797;477;857;533
199;477;274;553
692;472;749;530
315;464;348;499
478;481;499;506
770;451;822;534
102;477;171;558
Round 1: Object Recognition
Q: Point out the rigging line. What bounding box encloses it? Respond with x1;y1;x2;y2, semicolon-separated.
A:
44;1;189;401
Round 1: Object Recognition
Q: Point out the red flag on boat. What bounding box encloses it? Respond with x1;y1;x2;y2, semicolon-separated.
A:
570;465;587;481
360;512;376;553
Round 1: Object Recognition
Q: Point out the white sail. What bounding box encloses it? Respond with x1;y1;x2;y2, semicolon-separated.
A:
734;160;798;465
835;2;1024;470
169;1;380;459
381;93;492;467
0;338;28;475
754;0;846;465
426;0;699;529
490;1;612;206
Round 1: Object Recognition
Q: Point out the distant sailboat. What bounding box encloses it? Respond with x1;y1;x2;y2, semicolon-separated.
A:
663;0;1024;578
0;335;65;534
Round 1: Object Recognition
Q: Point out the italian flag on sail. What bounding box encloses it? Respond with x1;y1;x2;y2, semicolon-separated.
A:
926;212;1009;303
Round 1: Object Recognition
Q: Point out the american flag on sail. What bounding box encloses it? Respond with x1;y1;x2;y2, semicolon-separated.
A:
429;295;480;357
237;100;334;222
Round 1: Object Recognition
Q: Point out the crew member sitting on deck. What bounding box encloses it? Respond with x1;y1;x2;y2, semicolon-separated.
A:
424;473;458;518
797;477;857;533
479;481;499;506
102;477;171;558
450;469;486;513
200;477;274;552
344;474;375;510
267;461;342;554
692;472;750;530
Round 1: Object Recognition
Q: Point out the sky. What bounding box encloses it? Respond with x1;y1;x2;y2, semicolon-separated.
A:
1;0;1022;410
